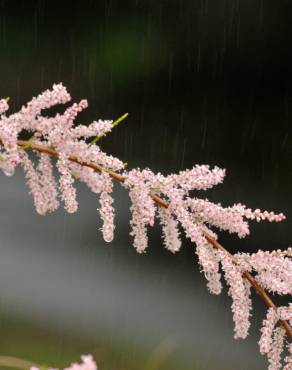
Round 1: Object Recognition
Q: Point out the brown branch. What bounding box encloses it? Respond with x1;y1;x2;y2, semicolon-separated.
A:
15;139;292;339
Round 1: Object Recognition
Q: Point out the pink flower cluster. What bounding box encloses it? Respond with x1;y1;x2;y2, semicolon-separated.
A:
158;207;181;253
123;166;284;254
219;250;252;339
235;251;292;296
0;84;121;241
195;241;222;295
31;355;97;370
0;84;290;369
259;305;292;370
124;169;156;253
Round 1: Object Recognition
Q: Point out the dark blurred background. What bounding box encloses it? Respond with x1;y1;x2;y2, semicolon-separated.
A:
0;1;291;369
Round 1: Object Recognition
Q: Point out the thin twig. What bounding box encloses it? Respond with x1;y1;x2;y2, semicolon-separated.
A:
13;139;292;339
0;355;39;369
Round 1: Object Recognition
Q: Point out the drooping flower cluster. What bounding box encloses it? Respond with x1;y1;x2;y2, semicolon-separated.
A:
158;207;181;253
219;249;253;339
0;84;290;369
124;169;157;253
195;241;222;295
31;355;97;370
259;305;292;370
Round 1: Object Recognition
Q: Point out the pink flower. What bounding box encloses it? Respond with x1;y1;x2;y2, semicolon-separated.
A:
186;198;250;238
267;327;286;370
235;251;292;295
278;304;292;321
233;204;285;223
71;119;113;139
56;153;78;213
259;308;278;354
70;165;105;194
196;240;222;295
219;250;252;339
158;207;181;253
20;150;46;215
37;153;59;213
167;164;226;192
124;169;156;253
284;343;292;370
97;173;115;243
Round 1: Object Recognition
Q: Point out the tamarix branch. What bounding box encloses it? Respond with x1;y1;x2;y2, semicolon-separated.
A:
0;84;291;370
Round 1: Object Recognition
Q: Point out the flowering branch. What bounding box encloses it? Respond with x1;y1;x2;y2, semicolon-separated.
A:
12;137;292;340
0;84;291;369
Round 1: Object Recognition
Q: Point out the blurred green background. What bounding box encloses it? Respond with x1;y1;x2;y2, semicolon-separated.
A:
0;1;291;369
